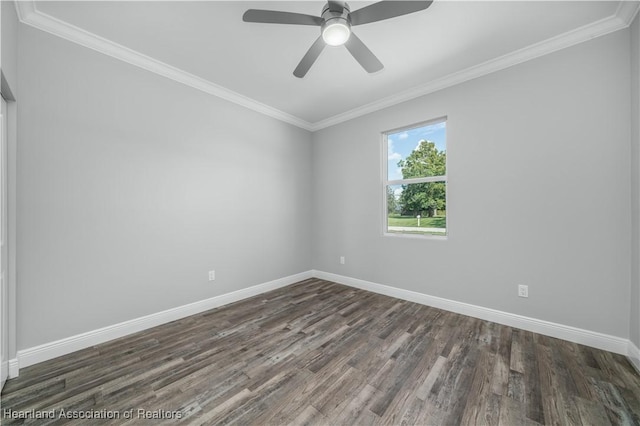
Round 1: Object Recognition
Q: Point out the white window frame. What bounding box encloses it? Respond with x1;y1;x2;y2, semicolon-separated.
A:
381;117;448;240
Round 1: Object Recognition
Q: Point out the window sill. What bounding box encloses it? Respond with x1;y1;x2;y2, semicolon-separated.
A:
383;232;448;241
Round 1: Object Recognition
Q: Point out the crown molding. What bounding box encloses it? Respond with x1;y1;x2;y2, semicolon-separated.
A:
310;1;640;131
14;1;640;133
13;0;35;22
14;1;314;131
616;0;640;25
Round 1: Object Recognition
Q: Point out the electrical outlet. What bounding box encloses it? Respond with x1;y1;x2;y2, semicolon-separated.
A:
518;284;528;298
208;270;215;281
340;256;345;265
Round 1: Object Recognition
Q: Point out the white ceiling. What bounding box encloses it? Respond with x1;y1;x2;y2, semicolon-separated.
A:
23;1;638;129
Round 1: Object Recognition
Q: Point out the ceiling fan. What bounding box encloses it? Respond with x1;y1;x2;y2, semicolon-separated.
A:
242;1;433;78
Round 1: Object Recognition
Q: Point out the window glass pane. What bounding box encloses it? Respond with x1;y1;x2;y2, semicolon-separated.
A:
386;182;446;236
387;121;446;180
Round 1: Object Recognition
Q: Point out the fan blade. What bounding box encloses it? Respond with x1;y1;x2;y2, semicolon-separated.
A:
350;1;433;26
243;9;323;26
294;37;326;78
345;33;383;73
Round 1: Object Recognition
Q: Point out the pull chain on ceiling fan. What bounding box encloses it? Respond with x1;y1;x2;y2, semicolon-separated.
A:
242;1;433;78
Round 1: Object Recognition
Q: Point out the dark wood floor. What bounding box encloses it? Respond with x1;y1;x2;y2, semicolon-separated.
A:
2;278;640;425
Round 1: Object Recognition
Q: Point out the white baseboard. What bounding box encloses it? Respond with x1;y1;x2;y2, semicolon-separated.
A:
8;358;19;378
629;340;640;374
14;271;313;373
312;270;630;356
11;269;638;376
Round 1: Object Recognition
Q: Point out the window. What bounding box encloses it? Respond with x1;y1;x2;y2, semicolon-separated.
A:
383;119;447;238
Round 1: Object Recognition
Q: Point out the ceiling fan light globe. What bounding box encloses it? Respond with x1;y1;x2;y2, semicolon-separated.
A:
322;19;351;46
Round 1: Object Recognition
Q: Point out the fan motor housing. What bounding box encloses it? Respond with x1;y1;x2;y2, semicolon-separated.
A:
321;2;351;22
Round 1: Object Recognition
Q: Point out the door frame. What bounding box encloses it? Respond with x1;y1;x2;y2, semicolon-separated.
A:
0;95;8;390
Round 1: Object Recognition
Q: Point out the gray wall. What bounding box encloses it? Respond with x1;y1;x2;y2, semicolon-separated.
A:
631;14;640;349
12;8;638;351
17;24;312;350
2;1;19;93
312;30;632;338
2;1;19;360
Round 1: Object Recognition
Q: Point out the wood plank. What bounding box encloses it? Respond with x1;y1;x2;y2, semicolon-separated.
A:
575;395;612;426
459;350;497;425
415;355;447;401
490;325;512;396
331;383;382;425
521;330;545;423
290;405;327;426
510;329;525;374
498;395;526;426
